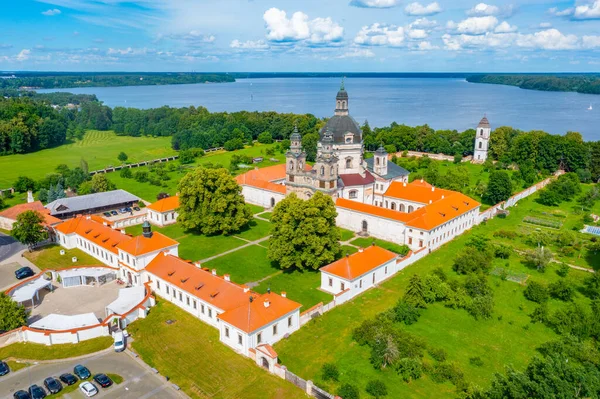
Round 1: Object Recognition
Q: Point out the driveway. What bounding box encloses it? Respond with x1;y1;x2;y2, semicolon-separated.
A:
0;350;183;399
0;262;40;292
0;233;25;263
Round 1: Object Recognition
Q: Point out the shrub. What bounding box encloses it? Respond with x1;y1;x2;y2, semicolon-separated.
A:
469;357;484;367
392;300;421;325
321;363;339;382
365;380;388;398
524;281;549;303
548;280;574;301
257;131;273;144
119;167;132;178
179;149;196;164
395;358;422;382
428;347;447;362
494;244;512;259
224;138;245;151
430;362;464;385
452;250;492;275
134;170;149;183
467;295;494;320
338;383;360;399
493;230;517;239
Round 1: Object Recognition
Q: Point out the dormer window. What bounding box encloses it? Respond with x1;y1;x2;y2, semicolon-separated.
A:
344;133;354;144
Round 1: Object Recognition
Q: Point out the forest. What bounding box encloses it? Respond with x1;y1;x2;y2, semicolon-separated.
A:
467;74;600;95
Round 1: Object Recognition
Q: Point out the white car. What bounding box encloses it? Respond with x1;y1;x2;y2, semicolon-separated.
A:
113;331;125;352
79;381;98;397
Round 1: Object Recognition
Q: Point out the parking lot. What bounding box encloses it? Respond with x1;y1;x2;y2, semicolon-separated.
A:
0;262;40;292
0;350;183;399
100;206;146;222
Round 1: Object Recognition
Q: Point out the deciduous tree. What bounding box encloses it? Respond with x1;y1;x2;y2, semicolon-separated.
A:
485;170;512;204
0;293;28;331
11;210;48;249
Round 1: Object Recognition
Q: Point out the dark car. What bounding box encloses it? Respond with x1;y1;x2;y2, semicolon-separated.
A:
43;377;62;394
13;390;30;399
93;373;112;388
0;360;9;376
103;212;112;217
59;373;77;385
133;206;141;211
28;384;46;399
110;210;118;216
73;364;91;380
15;267;34;280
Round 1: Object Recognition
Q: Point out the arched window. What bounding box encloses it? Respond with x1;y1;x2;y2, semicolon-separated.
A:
289;161;294;171
337;100;341;109
478;142;483;149
408;205;414;213
391;203;396;210
349;190;358;199
400;204;405;212
362;220;368;233
298;161;303;170
480;129;484;135
342;100;347;109
330;166;335;175
376;158;380;165
270;198;275;208
346;159;352;169
320;166;325;176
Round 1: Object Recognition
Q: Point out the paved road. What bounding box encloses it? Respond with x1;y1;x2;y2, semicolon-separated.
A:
0;233;25;263
0;351;183;399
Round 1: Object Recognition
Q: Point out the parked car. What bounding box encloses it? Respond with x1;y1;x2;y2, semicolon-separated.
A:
113;331;125;352
79;381;98;397
0;360;9;376
133;206;141;211
15;267;34;280
110;210;118;216
93;373;112;388
73;364;91;380
59;373;77;385
119;208;128;214
13;390;30;399
43;377;62;394
28;384;46;399
103;212;112;217
124;206;132;213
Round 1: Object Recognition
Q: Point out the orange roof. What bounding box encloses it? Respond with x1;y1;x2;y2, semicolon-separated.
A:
218;292;301;334
320;245;398;280
147;196;179;213
0;201;61;226
336;198;414;223
403;192;480;230
116;232;179;256
55;215;131;254
384;180;452;204
146;254;251;311
236;163;311;194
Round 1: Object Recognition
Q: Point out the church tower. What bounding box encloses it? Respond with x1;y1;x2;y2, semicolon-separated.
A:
473;116;491;163
286;125;306;184
314;129;339;196
335;79;349;116
373;145;388;177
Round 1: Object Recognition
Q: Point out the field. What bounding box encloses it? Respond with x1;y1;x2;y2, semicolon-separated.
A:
24;245;101;270
274;188;598;399
128;299;307;399
0;130;175;187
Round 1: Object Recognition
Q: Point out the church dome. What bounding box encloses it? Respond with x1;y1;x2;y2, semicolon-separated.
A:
319;115;362;144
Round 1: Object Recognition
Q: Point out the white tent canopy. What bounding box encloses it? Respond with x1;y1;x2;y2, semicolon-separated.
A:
29;313;99;331
10;277;52;304
106;286;145;316
58;268;116;288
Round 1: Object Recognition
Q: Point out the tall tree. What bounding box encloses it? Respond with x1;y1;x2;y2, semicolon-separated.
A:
268;192;341;270
177;167;252;235
404;274;427;308
485;170;513;204
117;151;128;163
0;293;28;331
11;210;48;250
90;173;116;193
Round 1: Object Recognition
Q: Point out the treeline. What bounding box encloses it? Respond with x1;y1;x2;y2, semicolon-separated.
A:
0;72;234;89
467;74;600;95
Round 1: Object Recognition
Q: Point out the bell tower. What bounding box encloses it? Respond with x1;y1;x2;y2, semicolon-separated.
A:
334;78;349;117
473;115;491;163
373;145;388;177
314;129;339;196
286;125;306;184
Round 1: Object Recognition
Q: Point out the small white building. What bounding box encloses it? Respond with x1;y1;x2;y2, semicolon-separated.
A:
473;116;491;163
320;245;398;299
147;195;179;227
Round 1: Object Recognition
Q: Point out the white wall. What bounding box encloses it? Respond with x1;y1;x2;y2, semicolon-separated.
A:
241;186;284;209
147;209;179;227
336;207;407;244
60;233;119;267
320;257;397;299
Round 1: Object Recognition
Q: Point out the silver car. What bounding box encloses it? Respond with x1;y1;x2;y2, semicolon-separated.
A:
79;381;98;397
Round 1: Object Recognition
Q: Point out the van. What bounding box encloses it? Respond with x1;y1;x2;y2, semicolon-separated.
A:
113;331;125;352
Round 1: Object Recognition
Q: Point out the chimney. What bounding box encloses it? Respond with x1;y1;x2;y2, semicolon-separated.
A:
103;221;107;226
243;286;250;293
249;296;253;303
120;229;126;234
194;262;201;268
224;274;230;282
267;287;271;294
264;299;270;308
212;269;217;276
163;251;168;256
442;195;445;199
429;200;433;204
281;292;287;298
403;182;407;187
431;186;435;192
420;178;424;183
86;215;91;220
27;190;34;203
358;247;364;253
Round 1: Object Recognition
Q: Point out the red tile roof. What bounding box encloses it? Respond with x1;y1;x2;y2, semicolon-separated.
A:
320;245;398;280
384;180;452;204
116;232;179;256
339;171;375;187
236;163;311;194
147;196;179;213
336;198;414;223
0;201;61;226
55;215;131;254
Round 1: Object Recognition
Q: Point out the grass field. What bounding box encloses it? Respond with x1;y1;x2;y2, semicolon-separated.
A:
128;299;307;399
0;337;112;361
254;269;332;310
349;236;409;255
274;189;597;399
0;131;175;187
204;245;277;285
24;245;101;270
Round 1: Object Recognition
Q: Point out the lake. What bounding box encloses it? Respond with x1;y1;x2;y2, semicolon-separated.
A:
40;77;600;140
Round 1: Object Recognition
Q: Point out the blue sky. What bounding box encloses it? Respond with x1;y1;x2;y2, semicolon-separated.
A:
1;0;599;72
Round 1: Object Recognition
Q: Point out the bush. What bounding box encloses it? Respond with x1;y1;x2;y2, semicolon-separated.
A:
494;244;512;259
321;363;339;382
224;138;245;151
179;149;196;164
430;362;464;385
338;383;360;399
365;380;388;398
395;358;422;382
467;295;494;320
452;250;492;274
524;281;549;303
548;280;574;301
257;131;273;144
119;168;132;178
428;347;447;362
134;170;149;183
469;357;484;367
392;300;421;325
493;230;517;239
530;304;548;324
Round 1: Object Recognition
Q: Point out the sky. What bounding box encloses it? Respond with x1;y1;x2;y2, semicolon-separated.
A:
1;0;599;72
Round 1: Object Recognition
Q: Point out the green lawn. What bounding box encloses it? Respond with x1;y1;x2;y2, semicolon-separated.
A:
248;204;266;215
254;269;332;310
275;190;595;399
0;337;112;361
128;299;307;399
204;245;279;285
259;212;273;220
339;228;356;242
6;360;28;372
0;130;175;187
23;245;100;270
234;219;272;241
340;245;359;256
349;237;410;255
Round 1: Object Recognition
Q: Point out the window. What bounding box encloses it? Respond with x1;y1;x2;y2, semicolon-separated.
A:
172;289;176;298
156;280;160;289
166;286;170;295
408;237;413;245
345;158;352;169
179;292;182;302
341;282;345;291
400;204;405;212
480;129;484;135
479;141;483;149
320;166;324;176
385;266;388;274
257;332;262;344
328;277;333;287
359;280;362;288
391;203;396;210
288;316;293;327
201;304;205;314
273;324;278;336
419;240;424;248
408;205;414;213
349;190;358;199
186;296;190;306
376;158;380;165
238;334;242;345
225;327;230;338
126;254;130;263
208;308;212;318
193;300;197;309
289;160;294;171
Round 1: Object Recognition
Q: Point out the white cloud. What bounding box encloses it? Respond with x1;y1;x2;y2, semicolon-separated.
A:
449;16;499;35
415;41;439;50
408;29;428;39
404;2;442;16
538;22;552;28
574;1;600;19
582;35;600;49
354;23;405;47
339;48;375;58
467;3;500;16
548;7;574;17
515;29;579;50
263;8;343;45
230;39;269;50
42;8;61;16
410;18;438;29
494;21;517;33
16;49;31;61
442;32;514;50
349;0;401;8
